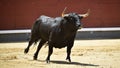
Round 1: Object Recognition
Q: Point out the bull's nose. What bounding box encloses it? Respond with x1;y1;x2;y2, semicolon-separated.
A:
78;24;80;27
76;24;80;28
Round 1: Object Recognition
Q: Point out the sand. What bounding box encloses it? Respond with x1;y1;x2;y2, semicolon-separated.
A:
0;39;120;68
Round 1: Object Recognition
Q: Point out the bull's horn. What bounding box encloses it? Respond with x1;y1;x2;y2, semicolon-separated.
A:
62;7;69;17
79;9;90;18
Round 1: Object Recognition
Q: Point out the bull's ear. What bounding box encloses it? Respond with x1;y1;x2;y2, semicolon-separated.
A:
63;16;69;20
63;16;72;21
79;16;83;19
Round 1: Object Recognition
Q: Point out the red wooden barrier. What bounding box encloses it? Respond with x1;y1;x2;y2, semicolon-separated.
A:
0;0;120;30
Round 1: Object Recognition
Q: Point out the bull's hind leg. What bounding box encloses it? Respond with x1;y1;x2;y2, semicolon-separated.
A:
24;39;34;54
24;34;39;54
33;40;46;60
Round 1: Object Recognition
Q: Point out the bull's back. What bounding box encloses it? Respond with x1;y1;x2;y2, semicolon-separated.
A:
37;15;60;41
33;15;65;42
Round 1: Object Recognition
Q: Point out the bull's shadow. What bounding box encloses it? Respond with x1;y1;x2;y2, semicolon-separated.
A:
31;60;99;67
50;60;99;67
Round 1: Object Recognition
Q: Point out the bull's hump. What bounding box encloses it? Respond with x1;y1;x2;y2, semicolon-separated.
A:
40;15;51;18
39;15;50;22
36;15;50;21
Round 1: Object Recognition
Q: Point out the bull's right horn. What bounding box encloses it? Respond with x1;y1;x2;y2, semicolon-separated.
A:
79;9;90;18
62;7;69;17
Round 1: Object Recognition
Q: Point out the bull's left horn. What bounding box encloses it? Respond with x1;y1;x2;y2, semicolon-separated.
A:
79;9;90;18
62;7;69;17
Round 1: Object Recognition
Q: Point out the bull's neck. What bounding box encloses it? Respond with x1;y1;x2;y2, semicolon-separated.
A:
62;25;78;33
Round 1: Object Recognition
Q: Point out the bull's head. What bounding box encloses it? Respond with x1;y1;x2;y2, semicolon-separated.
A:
62;7;90;29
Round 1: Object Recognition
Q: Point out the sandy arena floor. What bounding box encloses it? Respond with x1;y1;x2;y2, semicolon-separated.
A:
0;39;120;68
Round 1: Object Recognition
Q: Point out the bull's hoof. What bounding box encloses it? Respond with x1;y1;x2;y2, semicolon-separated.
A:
33;56;37;60
46;58;50;63
24;48;29;54
46;59;50;63
66;58;71;62
33;57;37;60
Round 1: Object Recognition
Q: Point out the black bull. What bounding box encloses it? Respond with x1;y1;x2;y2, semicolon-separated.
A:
24;12;88;63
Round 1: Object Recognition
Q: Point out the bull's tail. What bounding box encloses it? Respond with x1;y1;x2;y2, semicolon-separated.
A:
31;20;40;35
30;20;41;45
24;20;41;54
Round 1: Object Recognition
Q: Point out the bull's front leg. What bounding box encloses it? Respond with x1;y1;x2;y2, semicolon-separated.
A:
66;38;74;62
46;32;53;63
46;45;53;63
66;46;72;62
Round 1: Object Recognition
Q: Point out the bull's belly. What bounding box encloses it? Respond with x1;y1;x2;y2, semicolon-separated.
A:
53;44;67;48
52;42;68;48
